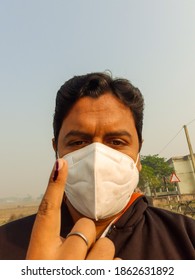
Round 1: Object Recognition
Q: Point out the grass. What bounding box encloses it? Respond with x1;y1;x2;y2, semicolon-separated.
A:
0;203;39;225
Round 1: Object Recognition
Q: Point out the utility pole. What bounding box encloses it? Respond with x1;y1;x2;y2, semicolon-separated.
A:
183;125;195;175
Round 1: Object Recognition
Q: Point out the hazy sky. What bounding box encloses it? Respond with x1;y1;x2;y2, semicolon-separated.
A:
0;0;195;198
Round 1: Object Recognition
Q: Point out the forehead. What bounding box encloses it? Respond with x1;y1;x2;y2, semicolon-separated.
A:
59;93;138;140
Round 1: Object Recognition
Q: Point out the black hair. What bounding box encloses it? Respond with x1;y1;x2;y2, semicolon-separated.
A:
53;72;144;149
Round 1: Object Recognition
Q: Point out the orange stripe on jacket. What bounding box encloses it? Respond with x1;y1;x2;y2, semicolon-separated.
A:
114;192;143;223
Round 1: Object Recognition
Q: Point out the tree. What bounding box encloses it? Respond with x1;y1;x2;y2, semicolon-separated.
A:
138;155;174;195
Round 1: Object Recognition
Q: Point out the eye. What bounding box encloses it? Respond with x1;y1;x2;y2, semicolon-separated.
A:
68;140;89;147
111;140;123;145
69;140;86;146
108;139;126;146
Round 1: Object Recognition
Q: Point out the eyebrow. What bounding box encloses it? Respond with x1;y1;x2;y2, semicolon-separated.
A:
64;130;132;140
64;130;92;140
104;130;132;139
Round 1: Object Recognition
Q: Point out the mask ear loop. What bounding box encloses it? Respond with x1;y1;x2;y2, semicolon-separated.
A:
135;153;140;166
56;149;67;203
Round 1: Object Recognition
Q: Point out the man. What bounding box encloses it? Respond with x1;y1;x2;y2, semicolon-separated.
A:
0;72;194;259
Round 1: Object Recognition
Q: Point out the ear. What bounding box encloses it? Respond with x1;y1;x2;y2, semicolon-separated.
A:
137;139;143;172
52;138;58;159
52;138;57;151
137;160;142;172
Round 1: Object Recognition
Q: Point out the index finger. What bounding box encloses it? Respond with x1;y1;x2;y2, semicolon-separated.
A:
31;158;68;240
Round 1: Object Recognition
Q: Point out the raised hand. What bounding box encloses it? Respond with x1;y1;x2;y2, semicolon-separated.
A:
26;159;117;260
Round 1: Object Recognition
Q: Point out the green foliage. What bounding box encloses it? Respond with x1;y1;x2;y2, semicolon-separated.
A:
139;154;174;192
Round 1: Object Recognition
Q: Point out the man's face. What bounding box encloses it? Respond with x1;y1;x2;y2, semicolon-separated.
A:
55;92;141;170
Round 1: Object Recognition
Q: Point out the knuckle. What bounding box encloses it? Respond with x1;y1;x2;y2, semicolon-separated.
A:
38;198;56;216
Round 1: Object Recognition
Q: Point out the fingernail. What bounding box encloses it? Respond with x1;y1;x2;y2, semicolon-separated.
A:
53;159;64;182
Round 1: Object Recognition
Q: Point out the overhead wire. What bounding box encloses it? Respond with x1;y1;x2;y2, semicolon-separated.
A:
158;128;183;155
186;118;195;126
158;118;195;155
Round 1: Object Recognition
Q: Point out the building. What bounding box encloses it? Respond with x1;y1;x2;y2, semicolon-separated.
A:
167;154;195;194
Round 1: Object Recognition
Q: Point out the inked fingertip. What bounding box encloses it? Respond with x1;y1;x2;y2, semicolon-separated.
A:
57;158;65;171
52;158;67;182
53;164;59;182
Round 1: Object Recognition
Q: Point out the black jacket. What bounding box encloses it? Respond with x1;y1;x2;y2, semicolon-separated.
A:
0;196;194;260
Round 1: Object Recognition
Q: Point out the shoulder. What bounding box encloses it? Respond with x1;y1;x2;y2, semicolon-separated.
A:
124;195;195;245
145;204;195;246
115;196;195;259
0;214;36;260
147;204;195;226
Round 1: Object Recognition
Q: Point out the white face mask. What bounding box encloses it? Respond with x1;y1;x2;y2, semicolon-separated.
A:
64;142;139;221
